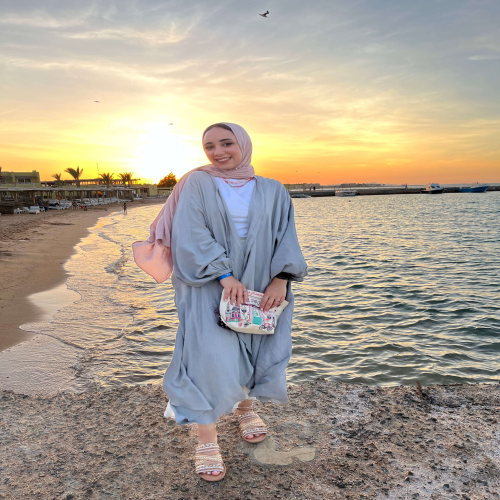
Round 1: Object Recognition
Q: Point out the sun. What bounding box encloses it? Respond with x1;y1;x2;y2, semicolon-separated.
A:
133;123;203;182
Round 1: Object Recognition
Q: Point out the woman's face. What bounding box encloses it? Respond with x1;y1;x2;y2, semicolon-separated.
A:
203;127;243;170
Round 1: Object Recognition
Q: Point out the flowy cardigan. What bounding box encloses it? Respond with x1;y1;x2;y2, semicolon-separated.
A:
164;171;307;425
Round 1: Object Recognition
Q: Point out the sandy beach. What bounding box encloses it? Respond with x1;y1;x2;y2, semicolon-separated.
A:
0;199;165;352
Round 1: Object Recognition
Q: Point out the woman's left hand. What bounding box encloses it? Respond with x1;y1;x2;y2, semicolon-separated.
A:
260;277;287;312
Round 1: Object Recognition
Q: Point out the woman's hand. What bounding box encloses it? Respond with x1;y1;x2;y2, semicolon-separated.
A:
260;277;287;312
220;276;248;307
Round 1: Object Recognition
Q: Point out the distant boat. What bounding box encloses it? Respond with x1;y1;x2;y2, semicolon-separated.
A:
458;183;489;193
421;183;444;194
335;189;357;197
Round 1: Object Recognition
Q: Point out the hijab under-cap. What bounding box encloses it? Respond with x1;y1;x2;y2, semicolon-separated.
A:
132;122;255;283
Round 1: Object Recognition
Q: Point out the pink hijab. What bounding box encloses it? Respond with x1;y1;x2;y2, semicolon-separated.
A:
132;122;255;283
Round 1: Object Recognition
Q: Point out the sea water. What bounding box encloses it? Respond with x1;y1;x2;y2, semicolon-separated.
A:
15;192;500;391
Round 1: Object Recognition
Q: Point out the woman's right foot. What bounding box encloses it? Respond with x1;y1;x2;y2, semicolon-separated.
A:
194;442;226;481
197;424;222;477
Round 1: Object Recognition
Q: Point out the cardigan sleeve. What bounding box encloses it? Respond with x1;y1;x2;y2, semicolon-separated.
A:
170;176;232;287
270;188;308;282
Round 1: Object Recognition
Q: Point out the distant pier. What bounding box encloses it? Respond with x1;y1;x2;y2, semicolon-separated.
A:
289;185;500;197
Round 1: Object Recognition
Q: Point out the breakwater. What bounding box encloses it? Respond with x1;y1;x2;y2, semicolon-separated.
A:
291;185;500;197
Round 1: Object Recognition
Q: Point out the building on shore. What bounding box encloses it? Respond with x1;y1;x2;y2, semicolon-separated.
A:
1;170;165;198
41;177;159;198
0;170;41;187
0;170;153;211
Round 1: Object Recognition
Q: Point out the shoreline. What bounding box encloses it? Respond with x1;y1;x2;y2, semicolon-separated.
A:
1;380;498;499
0;199;165;353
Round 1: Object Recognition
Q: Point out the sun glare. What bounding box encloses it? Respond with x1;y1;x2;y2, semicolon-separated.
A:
134;123;202;182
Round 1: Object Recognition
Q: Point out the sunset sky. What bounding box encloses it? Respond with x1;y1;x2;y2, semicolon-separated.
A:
1;0;499;185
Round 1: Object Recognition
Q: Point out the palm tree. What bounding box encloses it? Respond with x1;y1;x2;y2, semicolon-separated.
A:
51;173;63;187
118;172;133;185
64;166;84;187
99;172;115;186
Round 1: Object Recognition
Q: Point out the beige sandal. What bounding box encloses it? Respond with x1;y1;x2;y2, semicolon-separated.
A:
236;405;268;443
194;442;226;482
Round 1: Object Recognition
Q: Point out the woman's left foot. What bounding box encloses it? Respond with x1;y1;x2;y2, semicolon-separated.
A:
236;405;267;443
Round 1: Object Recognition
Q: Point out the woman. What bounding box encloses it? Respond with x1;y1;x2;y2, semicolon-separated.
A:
133;123;307;482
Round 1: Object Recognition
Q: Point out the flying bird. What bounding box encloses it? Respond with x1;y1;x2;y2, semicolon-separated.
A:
94;101;100;103
259;11;269;17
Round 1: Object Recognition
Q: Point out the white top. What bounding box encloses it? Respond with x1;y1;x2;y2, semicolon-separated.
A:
216;178;255;237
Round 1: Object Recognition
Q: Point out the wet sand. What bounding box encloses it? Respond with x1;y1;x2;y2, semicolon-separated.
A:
0;200;165;352
1;379;498;499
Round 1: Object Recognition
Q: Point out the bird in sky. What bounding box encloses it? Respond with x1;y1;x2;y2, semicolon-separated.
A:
94;101;100;103
259;11;269;17
169;123;173;125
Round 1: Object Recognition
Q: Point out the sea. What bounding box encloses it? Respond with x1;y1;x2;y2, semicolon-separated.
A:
12;192;500;392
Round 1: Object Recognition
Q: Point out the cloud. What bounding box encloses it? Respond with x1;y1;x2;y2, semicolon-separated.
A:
0;9;93;28
58;26;189;45
57;13;203;46
359;44;389;54
0;55;192;85
468;54;500;61
262;72;314;83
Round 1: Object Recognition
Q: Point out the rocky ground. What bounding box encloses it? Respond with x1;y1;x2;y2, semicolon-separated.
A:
1;380;499;500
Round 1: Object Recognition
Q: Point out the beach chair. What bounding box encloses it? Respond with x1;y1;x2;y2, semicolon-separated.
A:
28;206;40;214
22;207;30;213
13;208;22;215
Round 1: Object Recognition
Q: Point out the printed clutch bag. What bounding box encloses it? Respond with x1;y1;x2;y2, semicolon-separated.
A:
219;290;289;335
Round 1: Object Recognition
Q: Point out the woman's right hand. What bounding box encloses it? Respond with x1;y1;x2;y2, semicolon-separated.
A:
220;276;248;307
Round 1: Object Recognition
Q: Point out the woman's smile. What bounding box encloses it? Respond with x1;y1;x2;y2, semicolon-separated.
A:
215;156;232;164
